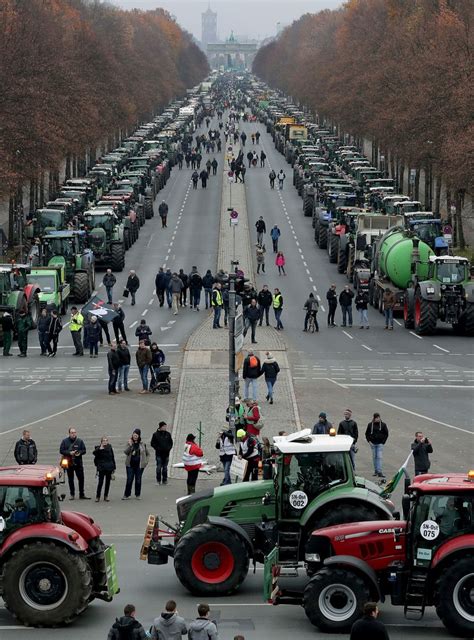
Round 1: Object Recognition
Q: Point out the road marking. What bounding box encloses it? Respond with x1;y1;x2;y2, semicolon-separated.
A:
305;269;310;275
20;380;41;390
142;309;148;316
394;319;402;326
342;330;353;340
409;331;423;339
308;276;313;282
327;378;348;389
433;344;450;353
0;400;93;436
361;344;372;351
376;399;473;435
149;298;154;305
129;321;138;328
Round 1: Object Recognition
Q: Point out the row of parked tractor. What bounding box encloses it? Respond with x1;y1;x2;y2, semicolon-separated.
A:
251;85;474;336
0;82;214;339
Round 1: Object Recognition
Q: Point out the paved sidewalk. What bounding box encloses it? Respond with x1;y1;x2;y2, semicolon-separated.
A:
170;163;301;478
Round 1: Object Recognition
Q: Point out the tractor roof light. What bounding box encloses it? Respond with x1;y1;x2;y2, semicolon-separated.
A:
467;470;474;482
60;457;69;469
45;472;54;481
329;428;337;437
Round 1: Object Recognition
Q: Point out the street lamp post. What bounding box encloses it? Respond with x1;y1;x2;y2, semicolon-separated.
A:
228;271;237;439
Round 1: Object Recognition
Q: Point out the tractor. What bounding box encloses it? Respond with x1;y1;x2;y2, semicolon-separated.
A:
0;265;40;343
141;430;396;596
266;470;474;638
83;210;126;272
0;465;118;626
24;208;67;240
27;264;71;315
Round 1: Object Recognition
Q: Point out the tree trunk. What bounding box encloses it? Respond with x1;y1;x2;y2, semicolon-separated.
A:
29;179;35;215
424;165;430;210
39;172;45;207
65;154;71;180
8;195;15;247
399;162;405;195
455;193;465;249
434;175;442;217
414;168;420;201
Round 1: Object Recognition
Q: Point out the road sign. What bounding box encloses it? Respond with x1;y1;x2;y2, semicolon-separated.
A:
230;209;239;226
234;312;244;353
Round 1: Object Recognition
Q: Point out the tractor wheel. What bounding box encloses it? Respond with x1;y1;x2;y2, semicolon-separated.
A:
174;524;249;596
60;297;68;316
319;226;328;250
144;200;153;219
404;290;415;329
110;244;125;272
414;289;438;335
328;234;338;263
314;222;320;244
28;295;40;329
1;541;92;626
316;503;384;530
455;302;474;336
337;247;348;274
435;555;474;638
72;272;89;303
124;229;131;251
303;567;370;633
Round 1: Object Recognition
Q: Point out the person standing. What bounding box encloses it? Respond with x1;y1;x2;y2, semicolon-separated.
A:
275;251;286;276
383;287;396;330
112;303;127;343
136;340;152;393
256;244;266;274
14;430;38;465
126;270;140;306
37;308;50;356
183;434;203;495
365;413;389;478
211;282;223;328
237;429;260;482
158;201;169;228
273;288;284;330
155;267;166;307
188;604;218;640
216;428;236;486
16;309;32;357
164;269;173;309
261;351;280;404
260;150;266;167
202;269;214;309
312;412;333;434
243;298;260;343
189;267;203;311
85;315;101;358
123;428;149;500
244;399;261;437
117;339;131;392
326;284;337;327
303;293;319;332
211;157;218;175
338;409;359;468
59;427;90;500
255;216;266;245
102;268;116;304
222;285;229;327
192;170;199;189
350;602;390;640
107;603;147;640
150;422;173;485
47;309;62;357
151;600;187;640
355;288;370;329
339;285;354;328
257;285;272;327
93;436;116;502
1;311;14;356
107;341;120;394
135;319;152;344
269;169;276;189
178;268;188;307
270;225;280;252
170;273;183;315
199;169;208;188
277;169;286;189
411;431;433;476
243;350;261;400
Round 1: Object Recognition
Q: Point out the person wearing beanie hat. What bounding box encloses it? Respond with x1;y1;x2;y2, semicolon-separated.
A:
183;434;203;494
123;428;149;500
261;351;280;404
312;412;333;435
150;422;173;485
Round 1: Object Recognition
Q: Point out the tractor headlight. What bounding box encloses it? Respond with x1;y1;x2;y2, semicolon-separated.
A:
426;287;435;295
305;553;320;563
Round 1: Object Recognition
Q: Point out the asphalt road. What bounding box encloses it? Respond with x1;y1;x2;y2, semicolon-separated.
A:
0;114;472;639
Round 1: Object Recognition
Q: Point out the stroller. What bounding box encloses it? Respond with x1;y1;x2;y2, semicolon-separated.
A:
150;365;171;394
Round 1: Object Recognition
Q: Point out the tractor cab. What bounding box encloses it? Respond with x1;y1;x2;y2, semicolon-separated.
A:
407;217;448;253
429;255;469;285
25;209;66;238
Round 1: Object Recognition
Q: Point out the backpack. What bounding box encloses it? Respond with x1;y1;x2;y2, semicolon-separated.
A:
114;619;138;640
249;355;258;368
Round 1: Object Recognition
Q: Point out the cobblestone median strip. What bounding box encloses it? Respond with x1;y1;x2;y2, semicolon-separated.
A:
170;160;301;477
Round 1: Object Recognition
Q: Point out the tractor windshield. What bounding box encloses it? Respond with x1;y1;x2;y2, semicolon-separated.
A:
38;211;62;229
412;494;473;545
85;215;114;232
27;274;55;292
436;262;467;284
0;484;60;542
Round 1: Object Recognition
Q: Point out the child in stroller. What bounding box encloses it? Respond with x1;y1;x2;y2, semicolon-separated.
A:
150;343;171;393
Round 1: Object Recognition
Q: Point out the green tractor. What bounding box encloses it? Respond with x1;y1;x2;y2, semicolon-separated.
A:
36;231;95;303
0;265;40;343
24;209;67;240
142;431;396;596
83;210;126;272
27;265;71;315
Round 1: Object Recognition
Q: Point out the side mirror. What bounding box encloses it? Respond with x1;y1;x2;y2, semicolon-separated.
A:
402;494;411;520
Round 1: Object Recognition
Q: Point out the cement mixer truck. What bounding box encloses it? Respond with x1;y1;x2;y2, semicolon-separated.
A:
369;227;474;335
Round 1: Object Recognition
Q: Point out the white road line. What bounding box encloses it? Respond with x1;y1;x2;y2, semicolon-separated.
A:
20;380;41;390
305;268;310;275
376;399;473;435
142;309;148;316
342;330;353;340
394;319;402;326
303;261;307;267
320;305;326;312
148;298;154;305
433;344;450;353
409;331;423;339
308;276;313;282
361;344;372;351
129;321;138;328
0;400;93;436
316;293;320;299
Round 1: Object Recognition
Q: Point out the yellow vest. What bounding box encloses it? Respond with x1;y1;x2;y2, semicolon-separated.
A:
211;290;223;307
70;312;84;332
273;294;282;309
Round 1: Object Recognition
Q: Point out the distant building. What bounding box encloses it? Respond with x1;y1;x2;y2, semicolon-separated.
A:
201;3;217;49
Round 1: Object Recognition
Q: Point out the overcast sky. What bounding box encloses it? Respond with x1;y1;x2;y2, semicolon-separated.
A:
111;0;342;41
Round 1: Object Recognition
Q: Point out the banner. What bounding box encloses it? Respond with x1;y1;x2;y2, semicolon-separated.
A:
81;295;118;323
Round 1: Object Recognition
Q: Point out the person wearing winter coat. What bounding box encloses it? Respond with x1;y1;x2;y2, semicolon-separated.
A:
411;431;433;475
47;309;62;357
199;169;208;188
326;284;338;327
155;267;167;307
16;310;32;357
338;409;359;468
312;412;333;434
170;273;183;315
216;428;236;485
178;268;189;307
37;308;50;355
242;351;261;400
188;604;218;640
107;341;120;394
123;428;149;499
183;434;203;495
269;169;276;189
383;287;396;329
158;201;169;228
163;269;173;308
275;251;286;276
355;289;369;329
277;170;286;189
260;149;266;167
135;319;152;345
365;413;389;478
126;270;140;306
273;288;284;330
202;270;215;309
136;341;152;393
59;427;89;500
189;267;203;310
303;293;319;332
150;422;173;485
350;602;390;640
117;339;131;392
255;216;266;245
243;298;260;344
256;244;266;274
244;399;261;437
151;600;187;640
191;170;199;188
102;269;116;304
339;285;354;327
93;436;116;501
14;430;38;465
237;429;260;482
112;303;126;343
257;285;272;327
261;351;280;404
1;311;14;356
107;604;147;640
270;225;280;252
85;315;101;357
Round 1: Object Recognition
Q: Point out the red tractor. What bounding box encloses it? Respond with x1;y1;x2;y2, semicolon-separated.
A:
0;465;118;626
266;471;474;637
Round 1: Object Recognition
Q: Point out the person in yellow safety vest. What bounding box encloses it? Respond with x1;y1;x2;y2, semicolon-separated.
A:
211;283;223;329
273;288;284;330
70;306;84;356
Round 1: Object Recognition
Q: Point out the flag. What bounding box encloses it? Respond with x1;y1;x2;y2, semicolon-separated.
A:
81;296;118;323
380;451;413;498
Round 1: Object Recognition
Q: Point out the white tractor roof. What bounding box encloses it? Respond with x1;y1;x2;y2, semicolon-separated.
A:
430;255;469;263
273;429;353;454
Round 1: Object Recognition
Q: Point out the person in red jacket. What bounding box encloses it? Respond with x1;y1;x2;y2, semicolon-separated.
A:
244;400;261;437
182;433;203;494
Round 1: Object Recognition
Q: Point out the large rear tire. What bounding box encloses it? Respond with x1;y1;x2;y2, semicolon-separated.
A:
414;289;438;335
319;227;328;250
124;228;131;251
303;567;370;633
456;302;474;336
110;244;125;272
1;542;92;626
174;524;249;596
337;247;348;274
328;233;338;263
404;290;415;329
435;556;474;638
72;272;89;303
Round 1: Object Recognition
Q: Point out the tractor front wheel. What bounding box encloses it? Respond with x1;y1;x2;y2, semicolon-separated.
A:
414;289;438;335
319;226;328;249
174;524;249;596
435;556;474;638
304;567;370;633
110;244;125;272
328;234;338;263
72;272;89;303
